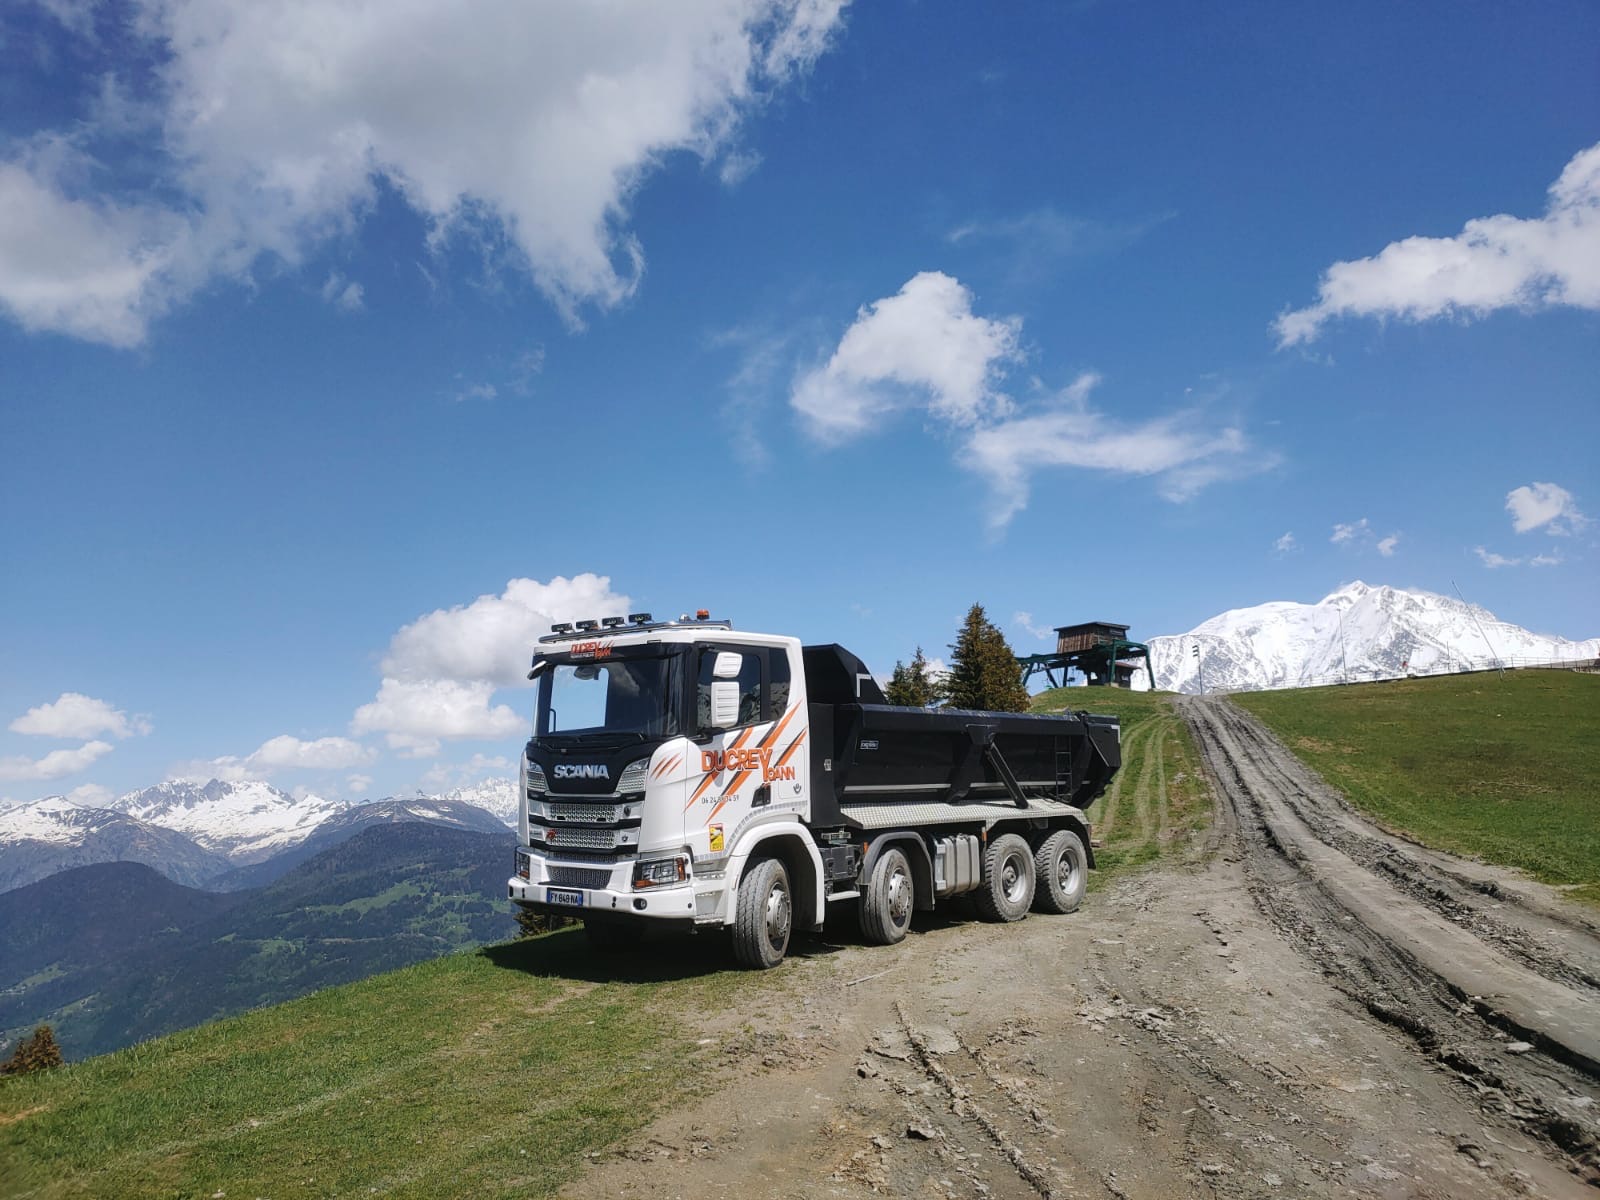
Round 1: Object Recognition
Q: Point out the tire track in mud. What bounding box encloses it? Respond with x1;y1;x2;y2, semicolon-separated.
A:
1180;696;1600;1183
1220;702;1600;996
1093;715;1154;842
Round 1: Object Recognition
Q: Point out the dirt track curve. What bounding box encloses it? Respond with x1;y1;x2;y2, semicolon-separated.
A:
560;697;1600;1199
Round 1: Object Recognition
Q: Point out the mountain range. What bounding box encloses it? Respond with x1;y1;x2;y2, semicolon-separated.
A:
0;780;522;897
1141;581;1599;695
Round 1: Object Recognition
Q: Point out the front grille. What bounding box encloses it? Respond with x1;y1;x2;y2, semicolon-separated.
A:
548;865;614;890
544;825;622;852
546;800;621;822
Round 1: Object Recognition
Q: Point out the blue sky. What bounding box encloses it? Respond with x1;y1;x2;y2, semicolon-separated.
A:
2;0;1596;803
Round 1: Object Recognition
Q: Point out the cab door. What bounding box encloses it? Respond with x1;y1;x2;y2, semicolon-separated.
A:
684;645;803;865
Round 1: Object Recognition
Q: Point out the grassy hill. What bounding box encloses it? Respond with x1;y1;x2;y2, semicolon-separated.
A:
1031;687;1212;878
1236;671;1600;904
0;930;750;1199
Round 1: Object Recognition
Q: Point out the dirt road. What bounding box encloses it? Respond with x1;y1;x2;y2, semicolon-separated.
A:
561;698;1600;1199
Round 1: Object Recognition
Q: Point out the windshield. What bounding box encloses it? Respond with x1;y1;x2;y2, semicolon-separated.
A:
535;656;679;741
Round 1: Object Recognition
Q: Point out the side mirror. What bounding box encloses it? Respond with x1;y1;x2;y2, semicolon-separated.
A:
710;681;740;727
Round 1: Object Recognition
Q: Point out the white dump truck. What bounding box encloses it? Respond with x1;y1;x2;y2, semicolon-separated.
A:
506;613;1121;968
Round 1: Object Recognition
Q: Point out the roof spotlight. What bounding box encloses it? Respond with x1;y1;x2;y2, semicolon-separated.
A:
628;612;653;625
601;616;625;628
575;619;599;632
550;622;573;634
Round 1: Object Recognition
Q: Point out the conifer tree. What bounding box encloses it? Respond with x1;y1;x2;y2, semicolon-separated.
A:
885;646;943;707
945;604;1030;712
1;1024;63;1075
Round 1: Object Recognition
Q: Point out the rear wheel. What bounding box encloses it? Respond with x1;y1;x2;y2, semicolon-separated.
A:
974;833;1035;922
859;847;915;945
732;857;792;969
1031;829;1088;914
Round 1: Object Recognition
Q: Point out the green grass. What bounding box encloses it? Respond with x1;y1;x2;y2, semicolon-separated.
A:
1032;687;1213;882
1235;671;1600;904
0;931;752;1200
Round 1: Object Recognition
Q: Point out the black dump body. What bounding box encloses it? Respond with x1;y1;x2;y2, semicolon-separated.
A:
802;645;1121;825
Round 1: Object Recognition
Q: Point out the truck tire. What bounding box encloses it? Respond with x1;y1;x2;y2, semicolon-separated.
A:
974;833;1035;922
583;917;640;951
1031;829;1087;914
732;857;792;969
859;847;915;945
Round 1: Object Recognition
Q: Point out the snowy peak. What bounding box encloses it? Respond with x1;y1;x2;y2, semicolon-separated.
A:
113;779;347;863
1149;582;1599;694
429;779;519;829
0;798;230;893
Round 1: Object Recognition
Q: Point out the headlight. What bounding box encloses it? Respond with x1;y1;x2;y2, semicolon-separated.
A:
616;757;650;794
632;856;688;889
525;762;547;796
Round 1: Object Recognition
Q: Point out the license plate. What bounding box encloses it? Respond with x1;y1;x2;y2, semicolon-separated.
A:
546;888;584;907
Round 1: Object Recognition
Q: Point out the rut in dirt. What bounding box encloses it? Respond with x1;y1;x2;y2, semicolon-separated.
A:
1178;695;1600;1184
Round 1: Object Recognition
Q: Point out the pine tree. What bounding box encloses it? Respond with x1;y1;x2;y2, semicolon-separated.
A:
1;1025;63;1076
885;646;943;707
945;604;1030;713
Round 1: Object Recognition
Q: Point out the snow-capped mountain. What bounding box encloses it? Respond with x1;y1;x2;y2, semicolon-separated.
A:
0;796;230;893
211;796;516;890
1145;582;1600;694
431;779;519;828
113;780;347;864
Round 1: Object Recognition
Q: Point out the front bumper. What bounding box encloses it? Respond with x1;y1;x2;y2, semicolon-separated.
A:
507;845;698;921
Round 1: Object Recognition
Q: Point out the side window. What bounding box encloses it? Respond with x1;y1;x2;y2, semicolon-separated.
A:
697;649;763;731
769;650;792;717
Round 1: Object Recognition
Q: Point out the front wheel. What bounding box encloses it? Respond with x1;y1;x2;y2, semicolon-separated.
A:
859;847;915;945
974;833;1035;922
732;857;792;969
1031;829;1088;914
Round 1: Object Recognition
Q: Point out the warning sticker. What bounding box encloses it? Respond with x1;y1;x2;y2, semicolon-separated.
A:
708;824;725;853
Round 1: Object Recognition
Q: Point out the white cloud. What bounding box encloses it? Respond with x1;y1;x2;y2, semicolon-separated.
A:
0;740;115;782
1011;612;1054;643
345;773;374;796
0;0;848;346
320;271;364;312
1474;546;1520;569
1506;481;1587;535
1332;519;1401;556
9;692;151;740
1331;518;1370;545
352;678;525;751
175;733;375;781
1273;531;1297;554
965;378;1254;529
249;735;374;771
1277;141;1600;345
792;275;1263;527
792;271;1021;440
66;783;115;807
381;574;629;688
1529;552;1563;567
352;573;629;756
